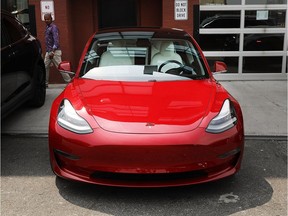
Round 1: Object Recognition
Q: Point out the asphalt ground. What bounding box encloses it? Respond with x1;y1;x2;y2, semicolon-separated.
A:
1;136;287;216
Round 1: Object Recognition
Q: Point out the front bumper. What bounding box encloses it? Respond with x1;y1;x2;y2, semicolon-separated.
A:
49;122;244;187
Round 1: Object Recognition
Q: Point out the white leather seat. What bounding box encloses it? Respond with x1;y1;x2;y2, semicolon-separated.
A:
99;41;134;67
150;41;183;72
151;40;162;58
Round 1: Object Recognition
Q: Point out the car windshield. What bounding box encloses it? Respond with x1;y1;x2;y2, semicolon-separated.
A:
80;31;208;81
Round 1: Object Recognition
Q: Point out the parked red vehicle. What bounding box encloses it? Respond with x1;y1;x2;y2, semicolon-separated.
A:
49;28;244;187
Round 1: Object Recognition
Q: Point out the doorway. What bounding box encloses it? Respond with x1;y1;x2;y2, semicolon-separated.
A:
98;0;138;29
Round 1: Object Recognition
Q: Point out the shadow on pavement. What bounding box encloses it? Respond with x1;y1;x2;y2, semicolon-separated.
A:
55;139;286;216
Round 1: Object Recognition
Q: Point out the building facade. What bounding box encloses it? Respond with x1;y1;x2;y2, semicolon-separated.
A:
2;0;287;83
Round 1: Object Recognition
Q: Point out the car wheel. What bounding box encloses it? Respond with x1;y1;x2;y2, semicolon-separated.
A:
30;64;46;107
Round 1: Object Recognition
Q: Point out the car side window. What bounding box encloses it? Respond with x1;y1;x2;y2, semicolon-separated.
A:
1;16;26;46
1;20;11;48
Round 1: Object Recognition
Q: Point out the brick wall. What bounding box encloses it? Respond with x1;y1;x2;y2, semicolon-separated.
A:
29;0;199;83
163;0;198;36
29;0;74;83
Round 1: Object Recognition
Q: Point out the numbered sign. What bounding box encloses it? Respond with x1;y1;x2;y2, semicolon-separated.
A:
41;1;55;21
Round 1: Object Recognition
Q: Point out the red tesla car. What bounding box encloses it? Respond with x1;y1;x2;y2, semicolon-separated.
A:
49;28;244;187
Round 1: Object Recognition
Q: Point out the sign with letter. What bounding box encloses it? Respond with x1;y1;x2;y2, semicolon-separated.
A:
175;0;188;20
40;0;55;21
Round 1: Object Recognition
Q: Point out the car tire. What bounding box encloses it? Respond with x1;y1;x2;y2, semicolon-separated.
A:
30;64;46;107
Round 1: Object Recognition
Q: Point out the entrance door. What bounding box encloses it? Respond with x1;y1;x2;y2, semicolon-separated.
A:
99;0;137;29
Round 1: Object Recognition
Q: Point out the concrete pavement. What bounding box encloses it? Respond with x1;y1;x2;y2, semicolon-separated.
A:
221;81;287;137
1;81;287;137
1;84;65;136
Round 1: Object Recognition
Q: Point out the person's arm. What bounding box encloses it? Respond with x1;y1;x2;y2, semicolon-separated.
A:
51;25;60;52
48;25;60;59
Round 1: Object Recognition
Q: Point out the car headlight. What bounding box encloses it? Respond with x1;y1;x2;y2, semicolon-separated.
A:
206;99;237;133
57;99;93;134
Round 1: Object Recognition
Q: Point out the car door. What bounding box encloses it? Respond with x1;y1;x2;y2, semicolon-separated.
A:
1;14;33;107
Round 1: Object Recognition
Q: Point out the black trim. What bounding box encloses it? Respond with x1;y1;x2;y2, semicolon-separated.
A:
91;170;207;182
54;149;80;160
193;4;200;43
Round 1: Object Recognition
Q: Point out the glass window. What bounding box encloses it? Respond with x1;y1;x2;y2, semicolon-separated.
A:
80;32;210;81
200;11;241;28
243;57;282;73
1;17;25;43
244;34;284;51
200;0;241;5
245;10;286;28
199;34;240;51
246;0;287;4
1;21;10;48
206;57;238;73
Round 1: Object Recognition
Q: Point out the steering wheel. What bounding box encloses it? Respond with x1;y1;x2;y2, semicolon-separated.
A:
158;60;183;72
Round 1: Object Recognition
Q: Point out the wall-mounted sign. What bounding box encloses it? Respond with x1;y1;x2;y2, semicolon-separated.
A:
175;0;188;20
40;1;55;21
256;10;269;20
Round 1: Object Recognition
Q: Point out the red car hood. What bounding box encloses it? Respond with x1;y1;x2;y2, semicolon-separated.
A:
76;79;215;134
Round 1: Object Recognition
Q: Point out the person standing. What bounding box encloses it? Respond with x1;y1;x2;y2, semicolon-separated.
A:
44;13;71;86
